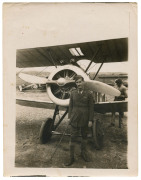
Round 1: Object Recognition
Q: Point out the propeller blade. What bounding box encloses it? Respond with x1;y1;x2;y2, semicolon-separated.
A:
18;73;56;84
18;73;74;86
64;80;75;84
84;80;120;96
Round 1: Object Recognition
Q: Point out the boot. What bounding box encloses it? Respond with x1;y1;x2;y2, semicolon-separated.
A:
81;140;90;162
64;145;75;166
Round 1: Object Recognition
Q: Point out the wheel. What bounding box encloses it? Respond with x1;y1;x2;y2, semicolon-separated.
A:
39;118;53;144
92;119;104;149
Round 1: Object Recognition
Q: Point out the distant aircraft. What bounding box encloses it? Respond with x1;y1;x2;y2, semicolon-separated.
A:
16;38;128;149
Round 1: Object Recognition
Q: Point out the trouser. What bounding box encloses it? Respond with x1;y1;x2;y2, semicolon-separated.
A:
119;111;124;128
65;125;89;165
69;125;88;154
111;111;124;127
70;125;87;145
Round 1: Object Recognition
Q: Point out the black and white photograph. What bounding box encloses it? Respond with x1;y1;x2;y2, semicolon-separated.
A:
3;2;138;177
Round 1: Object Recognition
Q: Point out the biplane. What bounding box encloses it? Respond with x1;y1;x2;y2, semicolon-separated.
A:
16;37;128;149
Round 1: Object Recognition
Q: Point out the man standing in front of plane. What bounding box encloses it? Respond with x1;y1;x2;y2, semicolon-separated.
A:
65;75;94;166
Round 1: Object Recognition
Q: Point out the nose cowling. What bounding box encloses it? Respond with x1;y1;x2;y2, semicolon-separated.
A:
46;65;89;106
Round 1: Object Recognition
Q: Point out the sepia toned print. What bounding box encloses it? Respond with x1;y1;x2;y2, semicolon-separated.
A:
3;3;137;177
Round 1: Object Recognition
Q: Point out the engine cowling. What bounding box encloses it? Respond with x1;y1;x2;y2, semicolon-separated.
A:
46;65;89;106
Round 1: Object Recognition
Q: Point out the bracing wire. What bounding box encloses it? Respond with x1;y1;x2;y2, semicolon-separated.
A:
35;67;49;77
87;63;97;72
16;68;25;75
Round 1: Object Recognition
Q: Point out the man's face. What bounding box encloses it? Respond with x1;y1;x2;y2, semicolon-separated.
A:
75;78;84;89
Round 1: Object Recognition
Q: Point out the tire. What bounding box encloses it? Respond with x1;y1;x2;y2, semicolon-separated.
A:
39;118;53;144
92;119;104;150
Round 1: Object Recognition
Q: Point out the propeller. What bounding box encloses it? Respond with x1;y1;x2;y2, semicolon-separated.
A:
84;80;120;96
19;72;120;96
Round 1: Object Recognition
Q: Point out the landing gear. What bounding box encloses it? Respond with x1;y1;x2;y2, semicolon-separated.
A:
39;106;68;144
39;108;104;151
39;110;104;149
92;119;104;150
39;118;53;144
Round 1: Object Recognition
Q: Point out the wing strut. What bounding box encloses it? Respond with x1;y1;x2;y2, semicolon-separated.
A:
85;46;101;73
93;62;104;80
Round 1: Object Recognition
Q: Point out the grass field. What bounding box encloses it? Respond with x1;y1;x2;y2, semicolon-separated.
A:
16;104;127;168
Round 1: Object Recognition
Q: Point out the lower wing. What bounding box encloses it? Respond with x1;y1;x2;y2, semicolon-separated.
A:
16;98;128;113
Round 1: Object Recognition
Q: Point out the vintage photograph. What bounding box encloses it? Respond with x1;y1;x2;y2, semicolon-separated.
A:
3;2;137;176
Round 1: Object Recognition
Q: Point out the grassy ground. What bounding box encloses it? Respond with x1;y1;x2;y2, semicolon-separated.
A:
16;104;127;169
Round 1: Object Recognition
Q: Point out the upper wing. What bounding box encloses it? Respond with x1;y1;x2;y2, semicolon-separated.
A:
16;38;128;68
